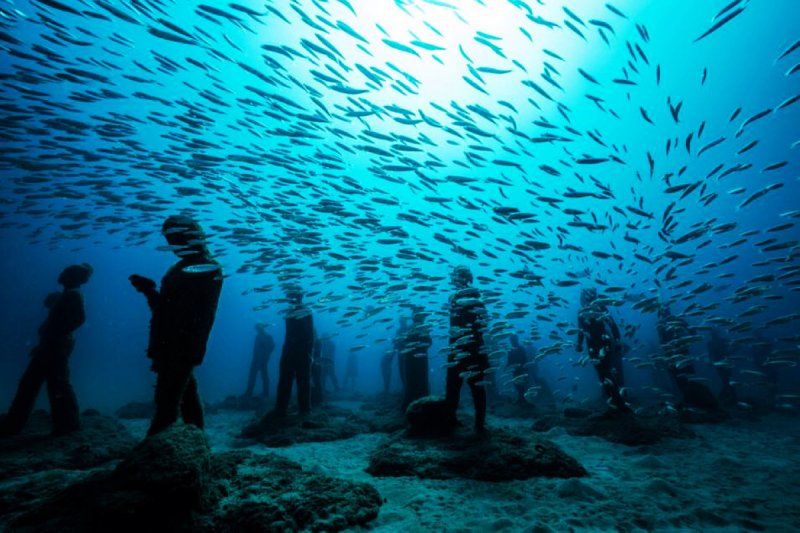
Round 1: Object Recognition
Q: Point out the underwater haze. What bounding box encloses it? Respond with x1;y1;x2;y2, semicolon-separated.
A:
1;0;800;530
1;0;798;411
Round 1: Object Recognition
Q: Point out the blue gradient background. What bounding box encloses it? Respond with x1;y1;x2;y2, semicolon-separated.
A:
0;0;797;412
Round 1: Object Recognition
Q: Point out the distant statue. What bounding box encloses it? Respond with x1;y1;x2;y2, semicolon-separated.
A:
319;335;338;392
343;352;359;391
707;328;737;406
1;264;93;437
402;308;432;410
311;332;337;406
244;323;274;398
311;330;323;407
382;316;409;394
576;287;629;413
506;335;528;405
130;215;223;437
482;333;502;406
750;332;777;406
445;265;489;433
273;285;314;417
656;305;720;412
524;342;554;406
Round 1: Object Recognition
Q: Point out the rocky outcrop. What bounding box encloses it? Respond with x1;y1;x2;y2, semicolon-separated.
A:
532;410;694;446
367;426;587;481
239;409;371;447
6;423;382;532
218;451;381;532
0;410;136;481
211;394;268;413
405;396;456;437
114;401;155;420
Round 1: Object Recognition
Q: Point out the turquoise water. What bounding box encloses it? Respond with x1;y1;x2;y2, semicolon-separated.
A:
0;0;797;410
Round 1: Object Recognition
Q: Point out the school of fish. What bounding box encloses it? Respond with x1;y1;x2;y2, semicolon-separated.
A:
0;0;798;401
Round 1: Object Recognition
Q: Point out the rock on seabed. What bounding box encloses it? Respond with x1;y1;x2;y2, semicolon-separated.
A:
367;426;587;481
8;423;382;532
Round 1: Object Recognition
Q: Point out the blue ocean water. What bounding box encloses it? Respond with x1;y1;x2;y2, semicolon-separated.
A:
0;0;798;415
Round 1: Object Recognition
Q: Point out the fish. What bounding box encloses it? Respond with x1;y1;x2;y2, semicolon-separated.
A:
590;19;616;35
736;108;773;136
96;1;140;24
382;39;420;57
697;137;725;157
463;76;488;95
578;68;599;84
35;0;83;16
605;3;627;19
739;183;784;209
0;0;795;390
695;6;747;42
337;20;369;43
776;39;800;62
148;27;197;45
737;140;758;154
477;66;511;75
777;94;800;110
669;99;683;123
183;263;222;274
762;161;788;172
563;19;586;41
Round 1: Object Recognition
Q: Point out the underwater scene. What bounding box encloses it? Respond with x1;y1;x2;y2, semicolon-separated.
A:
0;0;799;530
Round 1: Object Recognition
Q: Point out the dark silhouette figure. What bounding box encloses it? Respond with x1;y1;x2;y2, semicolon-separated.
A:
319;335;338;392
311;332;322;407
1;264;92;436
707;328;737;406
656;305;720;412
576;288;629;413
245;323;274;398
524;343;555;406
130;215;222;437
396;317;409;392
274;286;314;417
310;331;323;407
506;335;529;405
343;352;358;391
483;335;502;406
381;349;395;394
445;266;489;432
382;316;409;394
402;309;432;410
380;351;393;394
750;333;777;406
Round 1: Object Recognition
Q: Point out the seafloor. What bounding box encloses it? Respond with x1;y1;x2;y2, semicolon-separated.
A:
1;397;799;532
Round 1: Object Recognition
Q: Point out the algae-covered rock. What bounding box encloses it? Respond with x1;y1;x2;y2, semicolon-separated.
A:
0;410;136;481
7;424;220;532
212;394;269;413
217;451;382;532
532;411;694;446
115;401;155;420
405;396;456;437
7;423;382;532
556;478;607;501
367;426;587;481
240;409;370;447
112;423;218;511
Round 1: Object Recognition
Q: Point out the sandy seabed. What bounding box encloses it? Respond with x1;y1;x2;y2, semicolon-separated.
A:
121;403;800;532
